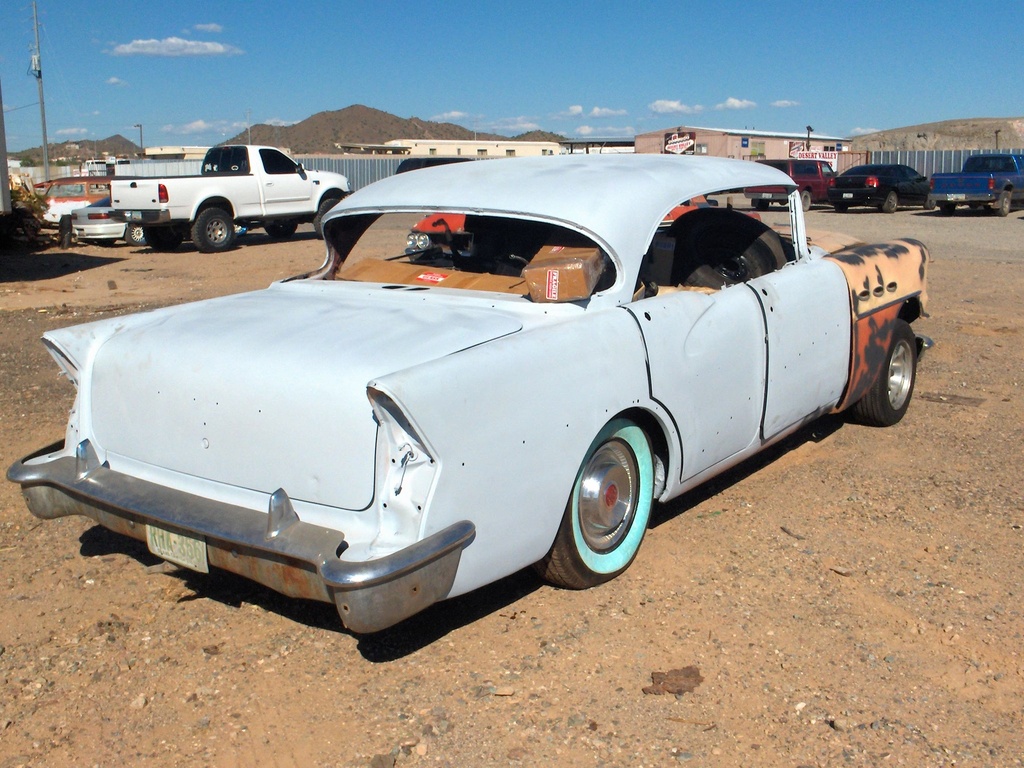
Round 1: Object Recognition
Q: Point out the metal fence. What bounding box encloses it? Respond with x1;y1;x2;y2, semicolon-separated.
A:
870;148;1024;176
295;155;403;190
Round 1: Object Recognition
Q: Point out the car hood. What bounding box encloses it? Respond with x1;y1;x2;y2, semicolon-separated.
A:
51;281;524;511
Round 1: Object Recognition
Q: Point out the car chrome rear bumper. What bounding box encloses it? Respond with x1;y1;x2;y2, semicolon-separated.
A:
7;439;475;634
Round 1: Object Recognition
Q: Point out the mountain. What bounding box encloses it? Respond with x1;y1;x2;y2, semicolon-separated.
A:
849;117;1024;151
13;134;140;166
225;104;566;153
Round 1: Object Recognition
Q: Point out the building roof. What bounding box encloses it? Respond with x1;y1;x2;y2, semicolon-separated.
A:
647;126;848;142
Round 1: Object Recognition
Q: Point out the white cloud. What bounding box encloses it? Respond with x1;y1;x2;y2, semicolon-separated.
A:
771;99;799;108
110;37;243;56
715;97;756;111
589;106;627;118
263;117;298;127
567;105;583;116
56;127;88;137
576;125;595;136
106;77;127;86
575;125;634;138
431;111;469;122
162;119;246;136
648;99;704;115
193;23;223;33
489;116;541;133
849;127;880;136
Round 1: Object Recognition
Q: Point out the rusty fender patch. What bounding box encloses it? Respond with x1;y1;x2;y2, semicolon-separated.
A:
826;238;929;318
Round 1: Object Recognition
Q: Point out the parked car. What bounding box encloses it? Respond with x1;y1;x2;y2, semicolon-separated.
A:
110;145;350;253
927;153;1024;216
34;175;114;225
828;164;930;213
744;159;836;211
70;196;146;245
8;155;931;634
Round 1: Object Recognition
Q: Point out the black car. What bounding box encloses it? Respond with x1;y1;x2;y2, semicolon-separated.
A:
828;164;930;213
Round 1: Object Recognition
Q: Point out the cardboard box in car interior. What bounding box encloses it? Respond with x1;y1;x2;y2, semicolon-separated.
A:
523;245;604;302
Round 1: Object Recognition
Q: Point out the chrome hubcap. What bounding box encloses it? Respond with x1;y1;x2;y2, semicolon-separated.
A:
887;340;913;410
207;219;229;243
578;439;638;552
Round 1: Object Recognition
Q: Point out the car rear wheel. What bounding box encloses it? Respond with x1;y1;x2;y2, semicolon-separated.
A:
800;189;812;211
833;203;848;212
191;207;237;253
939;203;956;215
755;200;770;211
880;190;899;213
535;419;654;589
851;319;917;427
125;223;146;246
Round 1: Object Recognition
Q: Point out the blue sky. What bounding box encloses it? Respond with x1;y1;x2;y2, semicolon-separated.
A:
2;0;1022;153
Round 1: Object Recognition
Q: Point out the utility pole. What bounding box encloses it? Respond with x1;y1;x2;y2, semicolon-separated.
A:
246;109;252;144
30;1;50;180
134;123;144;155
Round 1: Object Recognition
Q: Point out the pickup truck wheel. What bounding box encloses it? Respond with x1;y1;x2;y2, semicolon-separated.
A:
535;419;654;589
125;223;146;246
851;319;917;427
265;220;298;239
939;203;956;215
880;190;899;213
754;200;770;211
192;207;237;253
994;191;1011;217
800;189;812;211
143;226;183;252
833;203;848;212
313;194;344;238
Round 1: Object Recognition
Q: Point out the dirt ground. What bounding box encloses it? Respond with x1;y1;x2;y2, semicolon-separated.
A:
1;207;1022;768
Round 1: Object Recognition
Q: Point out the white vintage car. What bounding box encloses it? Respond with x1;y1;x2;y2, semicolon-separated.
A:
9;155;930;633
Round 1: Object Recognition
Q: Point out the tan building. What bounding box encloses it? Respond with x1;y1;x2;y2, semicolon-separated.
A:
634;125;863;172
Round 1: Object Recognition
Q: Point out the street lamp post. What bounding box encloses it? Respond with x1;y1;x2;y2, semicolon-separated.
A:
805;125;814;152
995;130;1001;151
134;123;144;156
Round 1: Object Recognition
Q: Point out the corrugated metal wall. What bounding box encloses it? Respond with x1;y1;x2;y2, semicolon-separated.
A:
111;156;402;189
870;148;1024;176
296;156;403;190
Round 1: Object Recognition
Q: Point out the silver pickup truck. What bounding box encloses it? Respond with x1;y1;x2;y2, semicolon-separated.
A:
110;145;350;252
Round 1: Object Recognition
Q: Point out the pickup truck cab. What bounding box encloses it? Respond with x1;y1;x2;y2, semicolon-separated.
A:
743;159;836;212
928;153;1024;217
111;145;350;252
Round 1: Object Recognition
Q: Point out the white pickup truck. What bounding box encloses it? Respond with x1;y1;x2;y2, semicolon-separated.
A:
110;145;350;252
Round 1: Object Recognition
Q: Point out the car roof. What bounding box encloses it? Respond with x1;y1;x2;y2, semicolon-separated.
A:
326;154;795;265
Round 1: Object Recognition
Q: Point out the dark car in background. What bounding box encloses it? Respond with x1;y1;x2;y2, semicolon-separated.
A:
828;164;930;213
744;159;836;211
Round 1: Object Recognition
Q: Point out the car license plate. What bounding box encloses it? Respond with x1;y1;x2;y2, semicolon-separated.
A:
842;193;853;199
146;524;209;573
948;193;966;201
127;211;142;221
760;192;773;198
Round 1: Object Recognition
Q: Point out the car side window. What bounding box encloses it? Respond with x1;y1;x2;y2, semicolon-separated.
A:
260;148;299;175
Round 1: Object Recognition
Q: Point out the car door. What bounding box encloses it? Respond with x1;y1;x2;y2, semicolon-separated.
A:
748;260;851;440
898;165;929;203
628;285;767;482
259;148;315;214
